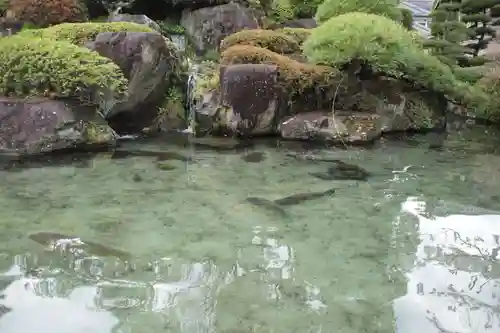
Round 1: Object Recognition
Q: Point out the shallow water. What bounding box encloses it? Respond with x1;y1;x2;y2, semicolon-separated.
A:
1;123;500;333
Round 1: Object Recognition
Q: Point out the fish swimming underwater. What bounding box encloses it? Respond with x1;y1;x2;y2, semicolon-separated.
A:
28;232;131;259
245;188;336;216
273;188;336;206
310;160;371;181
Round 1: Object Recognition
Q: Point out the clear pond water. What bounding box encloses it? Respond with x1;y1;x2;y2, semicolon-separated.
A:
1;123;500;333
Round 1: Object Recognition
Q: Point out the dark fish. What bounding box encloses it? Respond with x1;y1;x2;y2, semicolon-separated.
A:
273;188;336;206
311;160;371;181
242;152;266;163
28;232;131;259
111;149;191;162
245;197;288;218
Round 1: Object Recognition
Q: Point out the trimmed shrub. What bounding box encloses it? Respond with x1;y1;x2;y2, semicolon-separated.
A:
303;12;465;101
220;44;338;94
0;35;128;104
220;29;300;54
475;66;500;120
8;0;87;28
276;27;312;45
315;0;402;24
18;22;154;45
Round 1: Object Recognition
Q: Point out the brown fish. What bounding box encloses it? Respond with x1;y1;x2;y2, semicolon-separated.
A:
273;188;336;206
28;232;131;259
245;197;289;218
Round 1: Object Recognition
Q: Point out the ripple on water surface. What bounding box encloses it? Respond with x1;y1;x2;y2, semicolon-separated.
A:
0;127;500;333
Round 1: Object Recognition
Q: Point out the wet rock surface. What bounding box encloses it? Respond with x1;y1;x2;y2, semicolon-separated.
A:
87;31;183;134
0;97;116;156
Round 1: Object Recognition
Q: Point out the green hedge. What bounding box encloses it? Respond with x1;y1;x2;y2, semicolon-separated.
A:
315;0;402;24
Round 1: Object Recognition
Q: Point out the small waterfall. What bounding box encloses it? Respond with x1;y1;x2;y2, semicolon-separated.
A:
169;34;186;52
183;59;200;134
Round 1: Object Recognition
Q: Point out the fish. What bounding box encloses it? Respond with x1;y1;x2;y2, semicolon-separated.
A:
311;160;371;181
241;151;266;163
111;149;191;162
273;188;336;206
28;232;131;259
245;197;289;218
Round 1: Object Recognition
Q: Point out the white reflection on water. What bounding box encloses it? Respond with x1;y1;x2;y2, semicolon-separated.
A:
0;277;118;333
0;225;312;333
394;197;500;333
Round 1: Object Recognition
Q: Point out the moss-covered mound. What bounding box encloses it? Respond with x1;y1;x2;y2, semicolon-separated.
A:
220;44;338;94
220;29;301;54
18;22;154;45
275;28;312;45
303;12;468;102
315;0;401;24
0;36;128;104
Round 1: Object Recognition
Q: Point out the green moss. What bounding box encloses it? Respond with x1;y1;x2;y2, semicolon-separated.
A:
17;22;154;45
276;27;312;45
84;121;115;144
303;12;470;104
221;29;300;54
0;35;128;104
315;0;402;24
220;44;338;95
269;0;296;23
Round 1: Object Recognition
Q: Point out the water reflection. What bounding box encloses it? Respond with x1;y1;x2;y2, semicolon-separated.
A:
0;225;307;333
395;197;500;333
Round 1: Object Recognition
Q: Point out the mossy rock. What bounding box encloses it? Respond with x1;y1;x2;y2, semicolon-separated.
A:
220;29;300;54
275;27;311;45
0;35;128;105
18;22;154;45
220;44;338;96
303;12;469;104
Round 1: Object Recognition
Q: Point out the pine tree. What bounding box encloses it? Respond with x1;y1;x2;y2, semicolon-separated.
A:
425;0;469;66
460;0;500;66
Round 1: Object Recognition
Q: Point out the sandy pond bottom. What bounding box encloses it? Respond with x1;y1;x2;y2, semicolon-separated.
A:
1;125;500;333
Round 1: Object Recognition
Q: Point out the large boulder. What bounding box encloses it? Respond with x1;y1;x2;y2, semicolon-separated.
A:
87;31;184;134
0;97;116;156
180;3;259;54
279;79;447;144
194;64;282;136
